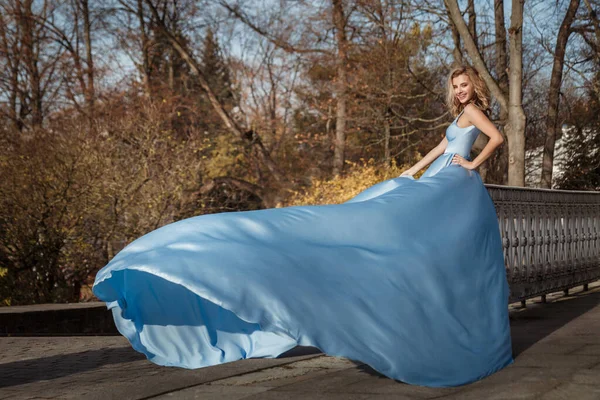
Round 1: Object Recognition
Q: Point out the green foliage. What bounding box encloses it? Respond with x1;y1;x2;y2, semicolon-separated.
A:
193;28;239;136
202;28;236;106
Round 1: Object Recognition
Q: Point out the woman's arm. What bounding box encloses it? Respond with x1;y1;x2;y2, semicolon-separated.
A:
455;104;504;170
401;137;448;176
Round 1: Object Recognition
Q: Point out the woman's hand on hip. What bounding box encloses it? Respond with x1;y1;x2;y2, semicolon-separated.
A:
451;155;475;170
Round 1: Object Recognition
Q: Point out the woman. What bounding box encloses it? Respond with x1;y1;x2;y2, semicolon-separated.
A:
93;65;514;388
407;65;504;179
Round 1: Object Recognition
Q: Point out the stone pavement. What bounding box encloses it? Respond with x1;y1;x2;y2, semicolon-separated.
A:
1;281;599;400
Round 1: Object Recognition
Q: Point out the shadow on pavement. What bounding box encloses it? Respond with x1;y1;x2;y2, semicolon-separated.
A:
278;345;386;378
0;346;144;388
0;345;324;389
277;345;322;358
510;286;600;357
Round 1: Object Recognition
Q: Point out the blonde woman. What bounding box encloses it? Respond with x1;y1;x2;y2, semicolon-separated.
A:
399;65;504;179
93;64;514;388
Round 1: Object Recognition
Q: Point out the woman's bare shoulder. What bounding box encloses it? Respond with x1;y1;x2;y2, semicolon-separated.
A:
463;103;490;125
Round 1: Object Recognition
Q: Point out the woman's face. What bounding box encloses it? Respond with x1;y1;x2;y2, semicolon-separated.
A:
452;74;475;104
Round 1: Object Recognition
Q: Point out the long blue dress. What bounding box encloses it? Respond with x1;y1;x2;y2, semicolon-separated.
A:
92;110;514;387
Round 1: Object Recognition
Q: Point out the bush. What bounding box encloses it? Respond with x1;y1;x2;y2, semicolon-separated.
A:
283;158;414;206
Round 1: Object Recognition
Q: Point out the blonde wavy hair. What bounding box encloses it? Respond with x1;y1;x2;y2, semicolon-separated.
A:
446;65;490;117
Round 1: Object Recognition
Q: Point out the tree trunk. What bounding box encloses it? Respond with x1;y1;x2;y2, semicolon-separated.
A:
137;0;152;96
18;0;43;128
483;0;509;185
67;0;90;119
267;60;278;145
384;110;391;167
494;0;509;93
332;0;348;176
506;0;526;187
80;0;95;119
0;9;23;132
9;62;21;131
168;46;175;90
540;0;580;188
447;7;463;65
467;0;478;48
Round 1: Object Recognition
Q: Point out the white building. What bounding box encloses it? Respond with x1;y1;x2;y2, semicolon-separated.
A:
525;126;572;189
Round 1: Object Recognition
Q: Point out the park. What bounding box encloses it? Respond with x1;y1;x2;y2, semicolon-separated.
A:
1;0;600;398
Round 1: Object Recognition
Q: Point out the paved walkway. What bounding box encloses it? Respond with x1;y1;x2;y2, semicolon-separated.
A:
1;282;599;399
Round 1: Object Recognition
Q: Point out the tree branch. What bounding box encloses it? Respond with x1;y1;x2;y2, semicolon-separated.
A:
143;0;286;184
443;0;508;111
217;0;330;55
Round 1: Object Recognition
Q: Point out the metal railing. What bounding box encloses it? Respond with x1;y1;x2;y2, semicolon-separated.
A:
486;184;600;304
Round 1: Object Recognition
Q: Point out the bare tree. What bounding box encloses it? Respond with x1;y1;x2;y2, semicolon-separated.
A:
445;0;527;187
351;0;443;167
540;0;581;188
38;0;98;122
143;0;286;184
0;3;24;131
0;0;64;131
217;0;351;176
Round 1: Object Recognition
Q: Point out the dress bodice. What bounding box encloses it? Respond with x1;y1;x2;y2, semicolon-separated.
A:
443;109;481;160
418;109;482;179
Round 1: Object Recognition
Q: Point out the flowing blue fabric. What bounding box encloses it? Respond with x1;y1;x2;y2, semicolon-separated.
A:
93;110;514;387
